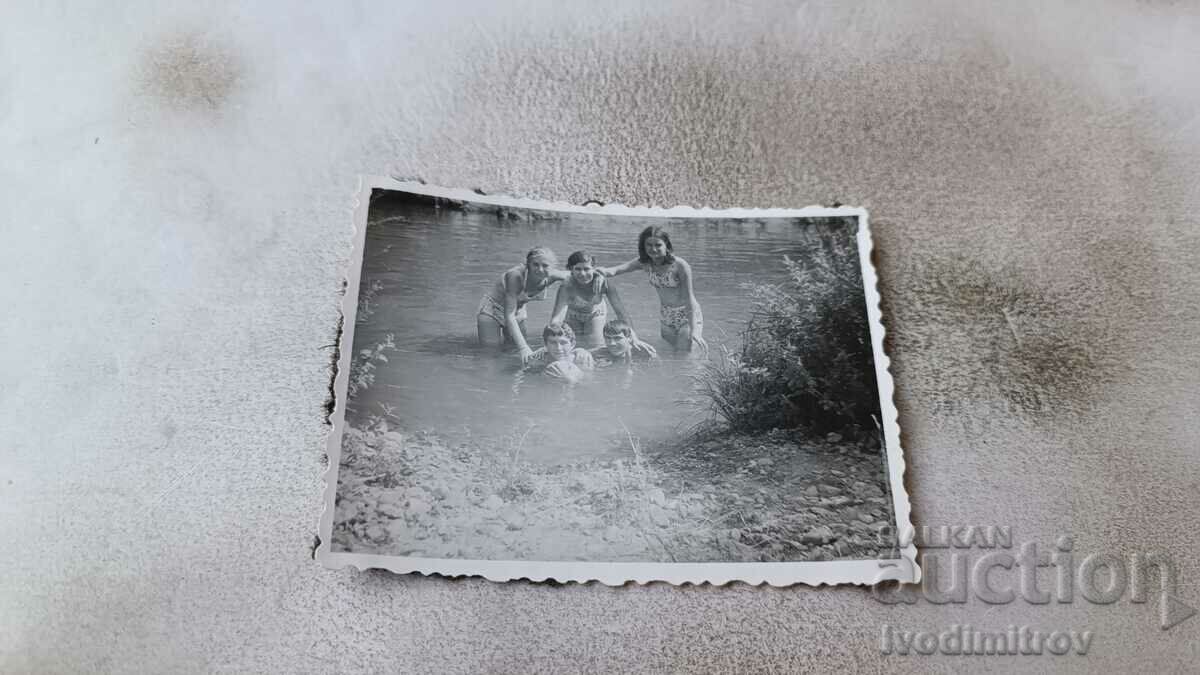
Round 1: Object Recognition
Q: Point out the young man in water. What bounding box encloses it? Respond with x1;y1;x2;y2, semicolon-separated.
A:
591;320;658;366
524;323;595;383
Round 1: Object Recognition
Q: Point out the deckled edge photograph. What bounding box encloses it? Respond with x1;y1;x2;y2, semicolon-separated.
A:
316;176;920;587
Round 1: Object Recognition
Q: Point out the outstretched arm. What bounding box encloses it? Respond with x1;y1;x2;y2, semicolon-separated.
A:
550;284;569;325
677;258;708;356
598;258;641;277
602;280;632;327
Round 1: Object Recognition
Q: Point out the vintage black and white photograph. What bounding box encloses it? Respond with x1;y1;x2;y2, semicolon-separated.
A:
319;180;915;585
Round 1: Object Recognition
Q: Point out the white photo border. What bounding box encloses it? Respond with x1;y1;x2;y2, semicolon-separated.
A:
317;176;920;586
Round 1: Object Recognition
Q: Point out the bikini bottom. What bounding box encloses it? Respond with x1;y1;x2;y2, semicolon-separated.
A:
660;304;700;332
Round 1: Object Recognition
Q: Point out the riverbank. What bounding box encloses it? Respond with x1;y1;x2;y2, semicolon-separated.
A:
331;423;896;563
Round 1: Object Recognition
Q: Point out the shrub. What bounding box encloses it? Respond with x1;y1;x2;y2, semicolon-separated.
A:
695;232;880;438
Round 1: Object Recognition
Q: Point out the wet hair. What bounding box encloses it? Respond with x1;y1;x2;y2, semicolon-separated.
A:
566;250;597;269
603;319;633;338
637;226;676;265
543;322;575;343
526;246;558;267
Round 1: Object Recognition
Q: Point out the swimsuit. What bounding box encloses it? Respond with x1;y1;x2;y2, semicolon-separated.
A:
646;261;681;289
564;276;607;333
646;261;700;332
660;304;701;331
478;266;551;327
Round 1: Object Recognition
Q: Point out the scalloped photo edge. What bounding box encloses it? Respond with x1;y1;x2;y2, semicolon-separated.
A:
316;176;919;587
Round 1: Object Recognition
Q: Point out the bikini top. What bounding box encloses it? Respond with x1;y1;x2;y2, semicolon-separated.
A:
567;275;606;310
646;261;681;289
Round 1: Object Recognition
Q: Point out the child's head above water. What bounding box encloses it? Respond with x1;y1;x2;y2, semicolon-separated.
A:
525;246;558;279
542;322;576;360
637;226;675;265
566;250;601;287
602;319;634;356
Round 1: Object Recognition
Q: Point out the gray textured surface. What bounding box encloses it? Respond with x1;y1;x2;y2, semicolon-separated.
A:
2;1;1198;672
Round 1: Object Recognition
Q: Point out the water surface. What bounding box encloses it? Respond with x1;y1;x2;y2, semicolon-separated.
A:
348;199;855;463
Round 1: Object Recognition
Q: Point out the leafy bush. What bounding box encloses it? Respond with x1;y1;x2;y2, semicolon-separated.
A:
695;233;880;438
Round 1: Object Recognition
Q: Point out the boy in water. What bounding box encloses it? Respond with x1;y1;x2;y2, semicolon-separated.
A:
525;323;595;383
591;319;658;366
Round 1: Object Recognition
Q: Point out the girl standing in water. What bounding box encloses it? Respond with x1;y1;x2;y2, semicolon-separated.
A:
549;250;650;349
601;227;708;355
476;247;569;365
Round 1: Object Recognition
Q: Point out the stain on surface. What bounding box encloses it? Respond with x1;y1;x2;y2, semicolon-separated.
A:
884;253;1133;425
138;31;244;112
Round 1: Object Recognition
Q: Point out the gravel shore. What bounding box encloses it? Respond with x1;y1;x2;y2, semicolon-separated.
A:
331;424;897;563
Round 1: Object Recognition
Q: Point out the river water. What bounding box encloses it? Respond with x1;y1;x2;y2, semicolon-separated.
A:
348;198;857;464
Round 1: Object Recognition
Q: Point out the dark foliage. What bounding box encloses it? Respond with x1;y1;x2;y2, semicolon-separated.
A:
695;234;881;438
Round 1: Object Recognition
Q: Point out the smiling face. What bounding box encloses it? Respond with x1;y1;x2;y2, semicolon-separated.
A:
545;334;575;360
604;332;632;357
570;259;596;285
527;255;553;281
643;236;668;263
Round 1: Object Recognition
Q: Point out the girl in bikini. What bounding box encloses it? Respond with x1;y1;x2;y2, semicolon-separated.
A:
476;247;570;365
549;250;648;349
600;227;708;355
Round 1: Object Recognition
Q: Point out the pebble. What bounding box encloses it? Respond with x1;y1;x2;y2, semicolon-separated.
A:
408;497;432;517
859;483;884;498
376;501;404;519
802;525;835;544
817;484;840;497
483;495;505;511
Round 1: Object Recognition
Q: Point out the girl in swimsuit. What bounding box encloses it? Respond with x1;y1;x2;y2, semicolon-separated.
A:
549;250;648;349
600;226;708;355
477;247;570;365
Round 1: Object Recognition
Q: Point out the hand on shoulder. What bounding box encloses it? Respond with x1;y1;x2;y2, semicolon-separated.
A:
572;347;596;370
